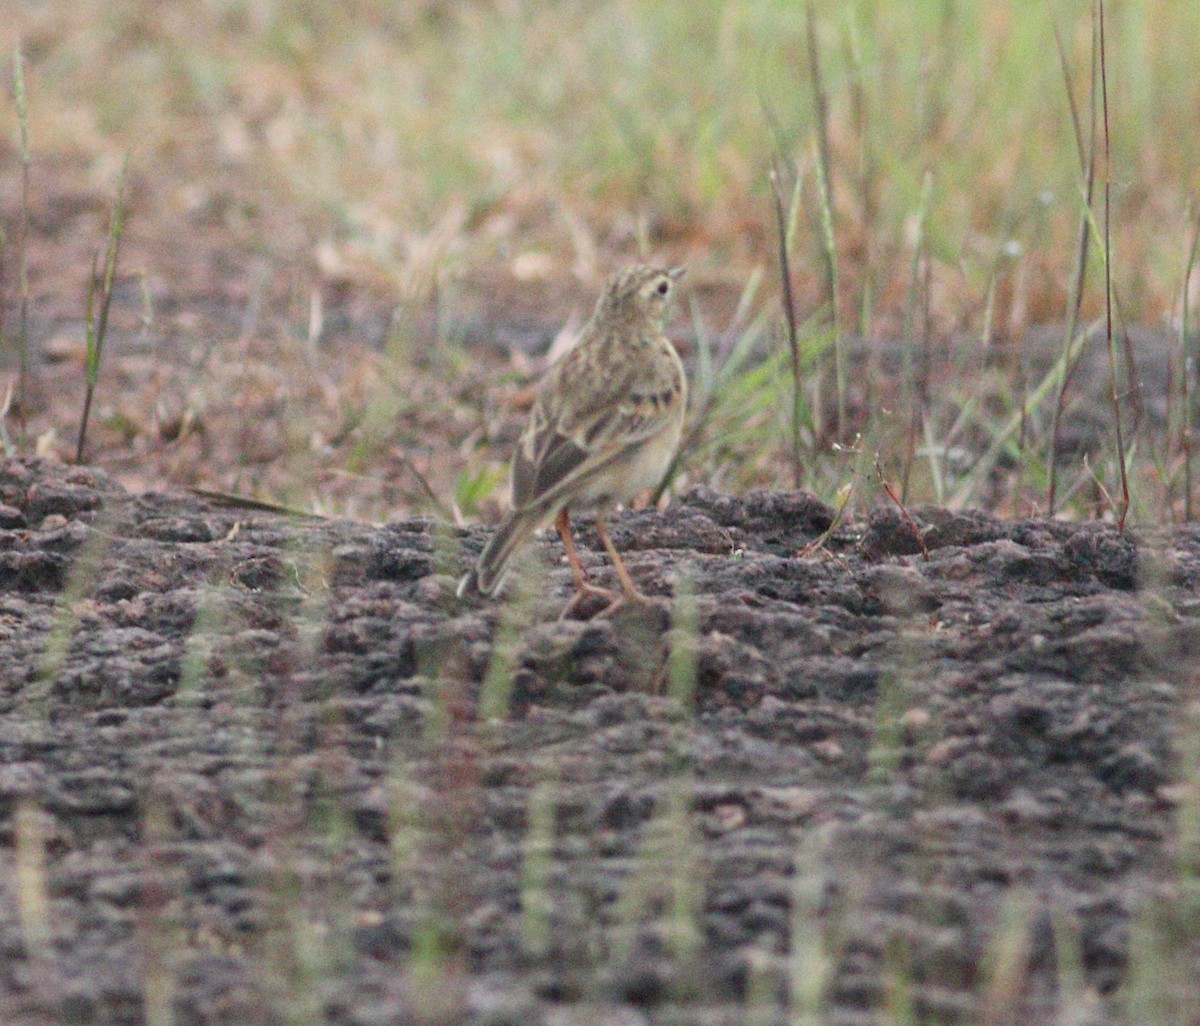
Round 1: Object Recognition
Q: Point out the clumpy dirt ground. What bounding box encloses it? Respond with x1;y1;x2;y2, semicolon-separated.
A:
2;455;1200;1026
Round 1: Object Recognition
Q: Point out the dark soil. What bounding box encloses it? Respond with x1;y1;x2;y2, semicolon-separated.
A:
2;455;1200;1026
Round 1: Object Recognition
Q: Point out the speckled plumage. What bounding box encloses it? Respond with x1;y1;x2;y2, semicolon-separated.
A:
459;264;687;603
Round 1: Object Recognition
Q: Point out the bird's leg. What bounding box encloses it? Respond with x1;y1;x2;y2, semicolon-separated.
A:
594;516;652;606
556;509;619;617
555;509;592;590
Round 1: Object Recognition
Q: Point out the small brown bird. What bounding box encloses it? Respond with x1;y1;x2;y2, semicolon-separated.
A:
458;264;688;613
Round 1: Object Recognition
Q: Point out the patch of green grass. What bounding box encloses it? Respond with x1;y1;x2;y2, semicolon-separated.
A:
453;463;506;520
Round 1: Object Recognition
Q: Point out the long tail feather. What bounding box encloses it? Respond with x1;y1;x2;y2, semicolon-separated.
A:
457;509;540;597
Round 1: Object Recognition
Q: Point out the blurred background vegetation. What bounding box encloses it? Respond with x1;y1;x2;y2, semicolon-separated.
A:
3;0;1200;520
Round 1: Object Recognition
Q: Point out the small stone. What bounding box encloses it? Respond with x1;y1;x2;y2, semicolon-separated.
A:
712;802;747;831
813;739;843;761
761;786;820;817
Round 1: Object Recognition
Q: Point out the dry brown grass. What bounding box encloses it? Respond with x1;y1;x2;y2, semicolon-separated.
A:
2;1;1200;521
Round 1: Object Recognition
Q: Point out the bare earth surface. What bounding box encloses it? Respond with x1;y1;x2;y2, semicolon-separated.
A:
1;455;1200;1025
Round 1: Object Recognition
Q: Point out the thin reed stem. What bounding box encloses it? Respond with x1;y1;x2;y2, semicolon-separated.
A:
1095;0;1129;529
1182;213;1200;521
1047;4;1098;514
76;158;129;464
14;43;31;447
771;167;804;489
806;1;843;438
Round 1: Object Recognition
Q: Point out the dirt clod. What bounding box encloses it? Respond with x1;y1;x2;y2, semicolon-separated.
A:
1;455;1199;1025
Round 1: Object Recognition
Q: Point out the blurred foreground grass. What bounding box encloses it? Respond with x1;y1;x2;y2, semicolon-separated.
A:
4;7;1200;1023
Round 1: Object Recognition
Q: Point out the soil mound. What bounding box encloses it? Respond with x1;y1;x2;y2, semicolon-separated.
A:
1;456;1198;1025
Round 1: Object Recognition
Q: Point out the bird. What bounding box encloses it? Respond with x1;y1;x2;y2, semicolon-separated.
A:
457;263;688;615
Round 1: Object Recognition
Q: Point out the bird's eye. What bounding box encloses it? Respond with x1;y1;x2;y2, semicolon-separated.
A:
656;281;670;296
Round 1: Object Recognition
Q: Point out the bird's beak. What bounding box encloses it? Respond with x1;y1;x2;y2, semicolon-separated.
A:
668;266;687;281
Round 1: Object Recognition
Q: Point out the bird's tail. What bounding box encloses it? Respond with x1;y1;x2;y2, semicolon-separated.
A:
456;508;543;598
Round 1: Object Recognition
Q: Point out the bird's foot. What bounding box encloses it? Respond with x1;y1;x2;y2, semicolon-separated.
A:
560;582;665;621
559;582;623;620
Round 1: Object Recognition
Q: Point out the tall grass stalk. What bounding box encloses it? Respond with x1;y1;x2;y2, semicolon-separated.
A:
743;947;780;1026
1046;2;1099;513
76;156;130;464
882;934;918;1026
1181;213;1200;520
920;412;945;504
667;572;698;712
978;891;1034;1026
901;170;934;500
31;505;118;704
665;581;703;986
0;216;9;455
520;778;555;959
806;0;844;438
1049;906;1089;1024
875;455;929;561
138;795;182;1026
1176;677;1200;877
843;7;875;341
601;785;702;1004
478;555;539;722
1095;0;1129;530
771;168;804;489
13;42;31;447
14;800;52;960
0;375;12;456
788;831;831;1026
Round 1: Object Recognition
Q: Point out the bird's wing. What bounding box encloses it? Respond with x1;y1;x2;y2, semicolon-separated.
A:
510;342;680;512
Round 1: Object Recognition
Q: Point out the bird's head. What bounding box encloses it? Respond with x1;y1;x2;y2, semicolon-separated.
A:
597;264;686;329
